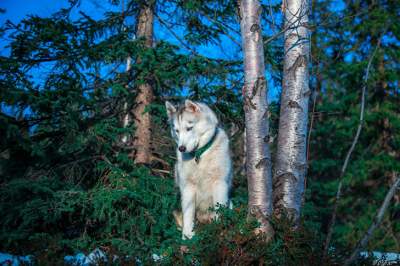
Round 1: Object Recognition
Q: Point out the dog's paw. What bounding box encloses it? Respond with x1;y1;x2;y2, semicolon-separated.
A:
180;245;189;254
182;230;194;240
173;210;183;230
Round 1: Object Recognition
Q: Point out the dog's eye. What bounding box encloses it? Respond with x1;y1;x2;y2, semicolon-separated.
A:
175;129;179;133
186;127;193;131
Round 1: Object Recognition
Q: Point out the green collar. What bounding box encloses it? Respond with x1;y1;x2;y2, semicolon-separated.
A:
193;129;218;163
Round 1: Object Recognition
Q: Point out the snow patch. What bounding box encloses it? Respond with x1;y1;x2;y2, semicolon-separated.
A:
0;252;33;266
152;253;164;262
360;251;400;265
64;248;107;265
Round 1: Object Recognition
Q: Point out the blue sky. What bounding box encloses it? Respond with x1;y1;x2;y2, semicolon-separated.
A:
0;0;109;24
1;0;280;102
0;0;117;53
1;0;240;57
1;0;68;24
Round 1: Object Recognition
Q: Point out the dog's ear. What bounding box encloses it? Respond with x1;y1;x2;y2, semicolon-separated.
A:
185;100;200;113
165;101;176;118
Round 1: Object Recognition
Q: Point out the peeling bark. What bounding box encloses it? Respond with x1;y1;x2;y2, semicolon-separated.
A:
239;0;274;237
274;0;310;222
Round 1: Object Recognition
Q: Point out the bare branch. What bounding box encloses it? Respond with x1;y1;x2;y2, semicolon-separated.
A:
323;32;385;259
306;86;319;162
344;176;400;266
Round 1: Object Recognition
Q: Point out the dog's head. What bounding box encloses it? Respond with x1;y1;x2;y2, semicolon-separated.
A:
165;100;218;154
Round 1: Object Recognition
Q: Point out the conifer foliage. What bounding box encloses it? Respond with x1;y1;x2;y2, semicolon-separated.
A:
0;0;399;264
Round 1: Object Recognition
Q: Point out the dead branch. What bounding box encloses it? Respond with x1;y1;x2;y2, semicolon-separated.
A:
151;168;171;175
150;155;171;169
322;34;384;260
344;176;400;266
306;85;319;162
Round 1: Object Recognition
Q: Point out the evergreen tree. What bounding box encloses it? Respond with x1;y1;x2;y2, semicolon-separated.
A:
0;0;398;264
132;0;155;164
307;0;400;252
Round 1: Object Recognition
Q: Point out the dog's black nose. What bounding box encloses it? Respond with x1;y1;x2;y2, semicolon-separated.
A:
178;146;186;152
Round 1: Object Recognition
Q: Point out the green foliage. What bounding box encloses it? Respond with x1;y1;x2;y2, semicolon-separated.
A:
169;207;327;266
0;160;178;253
308;0;400;252
0;0;399;264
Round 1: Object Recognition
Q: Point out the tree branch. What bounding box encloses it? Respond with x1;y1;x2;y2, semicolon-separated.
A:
322;33;384;260
344;176;400;266
154;13;198;55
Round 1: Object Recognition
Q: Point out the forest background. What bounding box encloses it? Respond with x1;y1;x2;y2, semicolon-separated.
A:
0;0;399;265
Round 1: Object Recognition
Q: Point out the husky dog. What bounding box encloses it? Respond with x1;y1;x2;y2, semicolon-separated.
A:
165;100;233;239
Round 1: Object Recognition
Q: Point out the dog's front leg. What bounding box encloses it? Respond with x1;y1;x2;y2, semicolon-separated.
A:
181;185;195;239
212;181;230;219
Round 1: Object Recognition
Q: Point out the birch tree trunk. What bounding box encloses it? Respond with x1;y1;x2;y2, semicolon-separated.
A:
131;2;154;164
121;57;132;144
239;0;274;236
274;0;311;222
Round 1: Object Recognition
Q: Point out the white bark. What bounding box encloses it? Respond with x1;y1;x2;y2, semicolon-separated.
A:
239;0;273;235
274;0;310;221
121;56;132;144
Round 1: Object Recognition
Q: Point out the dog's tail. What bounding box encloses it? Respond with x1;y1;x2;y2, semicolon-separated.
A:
173;210;183;230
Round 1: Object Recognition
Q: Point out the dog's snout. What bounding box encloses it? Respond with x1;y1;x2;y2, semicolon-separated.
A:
178;146;186;152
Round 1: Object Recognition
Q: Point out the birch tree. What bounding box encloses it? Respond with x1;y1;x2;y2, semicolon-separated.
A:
273;0;311;221
239;0;274;236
